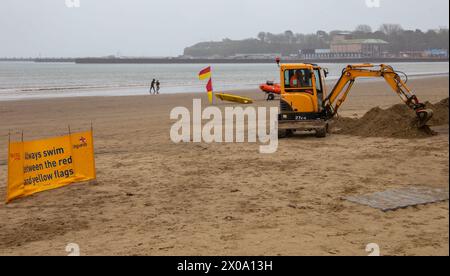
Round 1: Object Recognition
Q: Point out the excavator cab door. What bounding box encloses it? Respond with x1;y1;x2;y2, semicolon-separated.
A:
313;68;325;112
281;68;318;113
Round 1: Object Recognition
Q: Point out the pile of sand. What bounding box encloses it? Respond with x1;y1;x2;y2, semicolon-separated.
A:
334;98;448;139
427;98;449;126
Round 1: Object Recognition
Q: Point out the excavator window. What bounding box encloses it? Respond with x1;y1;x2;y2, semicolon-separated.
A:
314;70;322;92
284;69;313;93
314;69;323;109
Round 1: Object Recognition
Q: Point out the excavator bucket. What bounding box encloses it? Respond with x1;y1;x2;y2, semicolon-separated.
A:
416;109;434;128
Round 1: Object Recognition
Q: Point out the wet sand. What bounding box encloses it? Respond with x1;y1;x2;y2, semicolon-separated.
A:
0;76;448;256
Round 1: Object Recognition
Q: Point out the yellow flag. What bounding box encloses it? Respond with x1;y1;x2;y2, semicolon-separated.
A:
207;91;213;104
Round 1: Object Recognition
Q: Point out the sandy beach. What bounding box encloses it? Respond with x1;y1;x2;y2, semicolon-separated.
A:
0;76;448;256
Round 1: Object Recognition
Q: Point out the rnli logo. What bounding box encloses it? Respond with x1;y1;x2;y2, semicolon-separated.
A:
73;137;88;149
79;137;88;145
10;153;21;161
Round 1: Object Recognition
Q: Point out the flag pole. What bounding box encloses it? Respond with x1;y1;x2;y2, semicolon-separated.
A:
210;66;214;105
6;130;11;203
210;66;215;105
211;77;215;105
90;121;96;180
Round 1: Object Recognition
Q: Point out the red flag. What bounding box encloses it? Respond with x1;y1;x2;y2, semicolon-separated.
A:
206;78;213;92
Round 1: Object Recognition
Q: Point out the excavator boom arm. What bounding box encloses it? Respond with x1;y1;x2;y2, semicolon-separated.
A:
324;64;433;127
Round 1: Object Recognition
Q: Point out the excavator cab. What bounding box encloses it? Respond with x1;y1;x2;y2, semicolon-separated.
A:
279;64;330;138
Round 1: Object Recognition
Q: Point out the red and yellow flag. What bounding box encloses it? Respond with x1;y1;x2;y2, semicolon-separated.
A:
198;66;212;81
199;66;214;104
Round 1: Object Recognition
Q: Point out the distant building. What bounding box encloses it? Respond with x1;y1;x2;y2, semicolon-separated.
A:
332;32;353;42
299;33;389;60
228;53;281;59
331;38;389;58
424;49;448;58
399;51;427;58
299;49;332;59
314;49;332;54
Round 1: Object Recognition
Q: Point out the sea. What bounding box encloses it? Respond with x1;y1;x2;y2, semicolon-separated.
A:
0;62;448;101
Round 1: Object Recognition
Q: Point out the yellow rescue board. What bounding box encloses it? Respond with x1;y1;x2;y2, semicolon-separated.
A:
215;93;253;104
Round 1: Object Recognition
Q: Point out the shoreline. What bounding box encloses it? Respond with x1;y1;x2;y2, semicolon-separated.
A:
2;58;449;64
69;58;450;64
1;73;448;103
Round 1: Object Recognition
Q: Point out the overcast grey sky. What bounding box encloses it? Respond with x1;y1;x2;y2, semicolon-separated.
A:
0;0;448;57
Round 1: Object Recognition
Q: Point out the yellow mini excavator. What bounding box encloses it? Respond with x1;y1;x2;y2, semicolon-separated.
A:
276;61;434;138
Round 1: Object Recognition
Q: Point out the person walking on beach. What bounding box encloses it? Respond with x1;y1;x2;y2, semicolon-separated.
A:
156;80;161;94
149;79;156;94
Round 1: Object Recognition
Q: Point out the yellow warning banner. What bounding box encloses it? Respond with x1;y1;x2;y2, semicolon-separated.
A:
7;131;96;203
